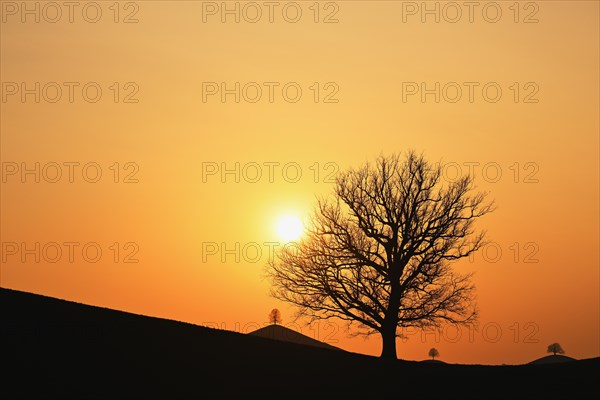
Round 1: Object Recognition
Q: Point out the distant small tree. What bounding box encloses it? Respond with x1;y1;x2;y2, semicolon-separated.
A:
547;343;565;356
428;348;440;360
269;309;282;325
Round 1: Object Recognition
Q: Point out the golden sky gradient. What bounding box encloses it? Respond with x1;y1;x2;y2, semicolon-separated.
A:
1;1;598;364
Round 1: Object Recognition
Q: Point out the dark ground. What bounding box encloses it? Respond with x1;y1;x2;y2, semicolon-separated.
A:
2;287;598;399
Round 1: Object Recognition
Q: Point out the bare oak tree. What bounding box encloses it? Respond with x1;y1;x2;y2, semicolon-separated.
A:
269;308;282;325
267;151;494;360
547;343;565;356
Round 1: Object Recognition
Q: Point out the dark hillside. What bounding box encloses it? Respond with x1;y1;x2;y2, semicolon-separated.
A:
2;288;597;399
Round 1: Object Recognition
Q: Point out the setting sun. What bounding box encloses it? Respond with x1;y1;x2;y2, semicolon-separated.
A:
276;215;304;243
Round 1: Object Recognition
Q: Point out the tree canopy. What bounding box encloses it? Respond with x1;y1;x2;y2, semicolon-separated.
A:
267;151;494;359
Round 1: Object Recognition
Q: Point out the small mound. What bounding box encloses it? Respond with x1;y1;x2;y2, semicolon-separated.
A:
247;324;342;351
528;355;576;365
420;359;447;364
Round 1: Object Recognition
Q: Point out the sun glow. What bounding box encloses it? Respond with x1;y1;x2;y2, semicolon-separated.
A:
276;215;304;242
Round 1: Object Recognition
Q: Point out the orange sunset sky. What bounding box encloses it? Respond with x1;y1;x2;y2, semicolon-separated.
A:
1;1;598;365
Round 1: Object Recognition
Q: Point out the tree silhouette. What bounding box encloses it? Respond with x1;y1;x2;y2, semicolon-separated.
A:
428;348;440;360
547;343;565;356
267;151;494;360
269;308;282;325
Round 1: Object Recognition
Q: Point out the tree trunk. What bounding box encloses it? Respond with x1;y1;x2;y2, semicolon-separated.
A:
380;275;401;360
380;325;397;360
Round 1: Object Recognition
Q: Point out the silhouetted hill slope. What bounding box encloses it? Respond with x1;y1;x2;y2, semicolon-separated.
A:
528;354;577;365
2;287;598;399
420;359;447;364
248;324;341;350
